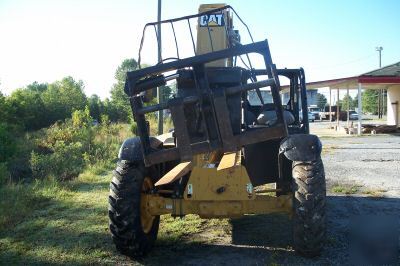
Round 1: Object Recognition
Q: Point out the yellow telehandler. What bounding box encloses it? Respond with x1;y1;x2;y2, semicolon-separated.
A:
109;4;326;258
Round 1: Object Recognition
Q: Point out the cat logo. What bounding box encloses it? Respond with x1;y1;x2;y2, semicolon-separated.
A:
199;13;225;27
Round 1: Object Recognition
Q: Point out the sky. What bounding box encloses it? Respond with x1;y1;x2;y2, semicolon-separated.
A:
0;0;399;99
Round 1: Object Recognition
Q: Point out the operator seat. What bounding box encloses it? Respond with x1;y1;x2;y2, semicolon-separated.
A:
257;110;295;125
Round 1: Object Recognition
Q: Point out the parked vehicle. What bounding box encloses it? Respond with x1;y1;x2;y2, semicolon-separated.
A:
308;113;315;122
349;111;359;120
319;105;347;121
319;106;359;121
299;112;315;122
319;106;337;121
308;105;321;120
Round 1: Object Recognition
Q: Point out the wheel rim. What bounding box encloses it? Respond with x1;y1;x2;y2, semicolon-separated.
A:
140;177;155;234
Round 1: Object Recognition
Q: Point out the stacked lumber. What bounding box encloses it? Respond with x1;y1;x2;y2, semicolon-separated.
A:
361;124;399;134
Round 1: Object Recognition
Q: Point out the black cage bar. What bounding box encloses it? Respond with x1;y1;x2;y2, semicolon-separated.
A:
125;40;288;166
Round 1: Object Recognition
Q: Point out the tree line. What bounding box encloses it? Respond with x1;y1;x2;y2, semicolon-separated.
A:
0;58;177;181
1;59;140;132
315;90;381;114
0;59;140;175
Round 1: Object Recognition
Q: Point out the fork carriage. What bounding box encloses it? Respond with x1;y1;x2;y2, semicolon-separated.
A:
126;40;311;166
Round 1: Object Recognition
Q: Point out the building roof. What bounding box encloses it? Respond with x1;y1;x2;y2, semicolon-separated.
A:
362;61;400;77
283;61;400;90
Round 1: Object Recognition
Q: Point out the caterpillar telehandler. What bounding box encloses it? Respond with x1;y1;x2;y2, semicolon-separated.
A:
108;4;326;258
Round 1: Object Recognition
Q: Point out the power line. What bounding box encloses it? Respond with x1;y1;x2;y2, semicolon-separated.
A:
308;54;375;70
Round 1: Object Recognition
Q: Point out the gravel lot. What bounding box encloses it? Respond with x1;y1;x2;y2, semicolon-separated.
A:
323;134;400;197
149;133;400;265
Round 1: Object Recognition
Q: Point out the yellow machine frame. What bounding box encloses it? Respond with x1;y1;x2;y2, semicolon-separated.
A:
146;149;292;218
142;4;292;220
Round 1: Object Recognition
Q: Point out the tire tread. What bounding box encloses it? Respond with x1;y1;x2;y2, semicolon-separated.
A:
292;158;326;257
108;160;159;258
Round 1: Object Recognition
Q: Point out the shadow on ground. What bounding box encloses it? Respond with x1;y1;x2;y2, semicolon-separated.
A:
1;195;399;265
142;195;400;265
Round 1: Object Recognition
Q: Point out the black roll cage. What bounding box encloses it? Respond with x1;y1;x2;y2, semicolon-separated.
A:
124;6;309;166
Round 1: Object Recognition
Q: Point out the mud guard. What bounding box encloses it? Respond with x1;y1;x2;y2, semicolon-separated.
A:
118;137;162;162
279;134;322;162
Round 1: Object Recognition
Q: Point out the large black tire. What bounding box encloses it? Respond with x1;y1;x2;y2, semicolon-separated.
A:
108;160;160;258
292;158;326;257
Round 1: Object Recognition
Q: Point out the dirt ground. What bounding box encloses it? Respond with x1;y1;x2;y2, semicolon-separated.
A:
138;132;400;265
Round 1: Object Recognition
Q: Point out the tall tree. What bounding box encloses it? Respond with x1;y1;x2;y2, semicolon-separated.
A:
103;98;120;122
114;59;138;83
0;122;16;163
0;91;17;163
7;88;47;130
362;89;379;114
109;59;138;122
88;94;104;121
338;94;354;110
26;82;48;93
0;91;9;123
41;76;87;125
162;83;177;101
352;94;359;110
315;93;327;109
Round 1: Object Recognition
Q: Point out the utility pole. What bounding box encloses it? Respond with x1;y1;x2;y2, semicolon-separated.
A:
336;88;339;130
329;88;332;122
376;46;382;68
157;0;163;134
376;46;383;119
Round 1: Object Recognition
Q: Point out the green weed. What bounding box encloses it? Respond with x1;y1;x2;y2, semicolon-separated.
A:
331;184;362;194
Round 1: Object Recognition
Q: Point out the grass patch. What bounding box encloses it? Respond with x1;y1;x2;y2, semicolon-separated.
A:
321;144;339;155
331;183;362;194
0;170;123;265
1;166;291;265
331;183;386;197
362;189;387;198
0;178;68;231
158;215;230;246
0;169;233;265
